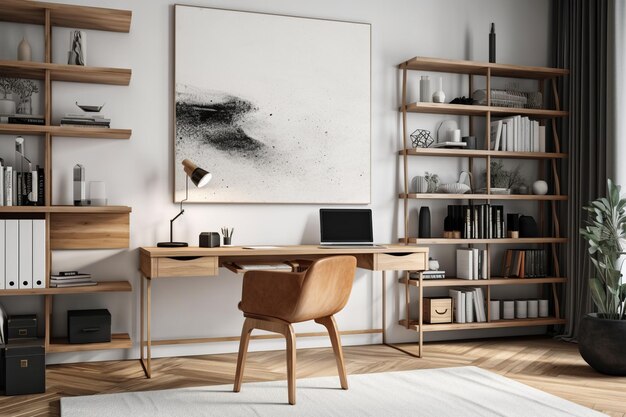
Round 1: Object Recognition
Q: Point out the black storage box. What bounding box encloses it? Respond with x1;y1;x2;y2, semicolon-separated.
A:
68;309;111;344
7;315;38;341
199;232;220;248
4;339;45;396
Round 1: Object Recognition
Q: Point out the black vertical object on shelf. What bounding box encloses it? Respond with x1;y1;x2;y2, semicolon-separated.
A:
489;23;496;63
418;207;431;238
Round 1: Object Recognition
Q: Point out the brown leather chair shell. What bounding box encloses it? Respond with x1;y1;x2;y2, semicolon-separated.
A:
239;255;356;323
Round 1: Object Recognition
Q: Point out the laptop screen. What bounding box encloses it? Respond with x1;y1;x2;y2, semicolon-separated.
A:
320;209;373;244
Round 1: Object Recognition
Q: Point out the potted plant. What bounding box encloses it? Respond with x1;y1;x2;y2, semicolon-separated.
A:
579;179;626;375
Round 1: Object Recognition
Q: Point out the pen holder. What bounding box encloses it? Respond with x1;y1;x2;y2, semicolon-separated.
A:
223;236;232;246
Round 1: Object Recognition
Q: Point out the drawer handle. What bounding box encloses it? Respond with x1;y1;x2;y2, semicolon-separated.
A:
18;329;27;336
81;327;101;333
168;256;203;261
435;309;449;315
387;253;414;257
20;360;28;368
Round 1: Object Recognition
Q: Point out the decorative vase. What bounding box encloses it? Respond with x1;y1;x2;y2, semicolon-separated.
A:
579;313;626;375
18;37;32;61
489;23;496;63
432;77;445;103
428;258;439;271
16;96;32;115
418;207;431;238
412;176;428;193
532;180;548;195
419;76;431;103
518;215;538;238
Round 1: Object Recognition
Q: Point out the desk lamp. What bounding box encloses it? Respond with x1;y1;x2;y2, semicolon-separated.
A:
157;159;212;247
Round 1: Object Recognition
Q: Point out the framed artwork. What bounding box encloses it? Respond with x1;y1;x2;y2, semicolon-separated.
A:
174;6;371;203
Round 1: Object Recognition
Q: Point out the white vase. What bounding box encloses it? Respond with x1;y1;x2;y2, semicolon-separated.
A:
419;76;431;103
18;37;32;61
532;180;548;195
0;97;16;116
432;77;446;103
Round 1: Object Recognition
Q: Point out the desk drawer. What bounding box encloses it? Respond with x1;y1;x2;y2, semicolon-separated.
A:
156;256;218;277
375;252;426;271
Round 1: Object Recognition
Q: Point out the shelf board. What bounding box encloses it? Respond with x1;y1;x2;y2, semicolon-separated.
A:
400;237;568;244
403;102;568;118
399;317;566;332
0;124;131;139
0;281;132;296
0;60;131;85
400;148;568;160
0;205;131;214
0;1;131;32
400;57;569;79
399;277;567;287
48;333;132;353
400;193;567;201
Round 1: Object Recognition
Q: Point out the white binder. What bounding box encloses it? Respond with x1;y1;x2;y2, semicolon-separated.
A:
19;219;33;289
0;220;4;289
5;220;18;289
33;220;46;289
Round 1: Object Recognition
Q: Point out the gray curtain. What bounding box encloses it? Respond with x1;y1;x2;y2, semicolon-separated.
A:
552;0;615;340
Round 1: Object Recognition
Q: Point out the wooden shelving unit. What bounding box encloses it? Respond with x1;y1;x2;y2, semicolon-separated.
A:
397;56;569;357
0;1;133;360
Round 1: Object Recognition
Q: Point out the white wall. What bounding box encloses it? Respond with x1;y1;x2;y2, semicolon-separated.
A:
0;0;551;364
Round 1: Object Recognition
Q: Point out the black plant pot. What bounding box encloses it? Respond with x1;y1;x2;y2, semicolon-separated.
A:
578;313;626;376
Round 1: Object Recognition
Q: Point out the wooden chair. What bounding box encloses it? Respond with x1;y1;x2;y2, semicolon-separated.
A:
233;256;357;405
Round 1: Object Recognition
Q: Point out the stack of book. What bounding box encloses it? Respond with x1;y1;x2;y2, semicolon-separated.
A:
50;272;97;288
2;114;45;125
60;113;111;128
501;249;547;278
490;117;546;153
410;270;446;280
448;287;487;323
0;164;45;206
456;248;488;280
447;204;505;239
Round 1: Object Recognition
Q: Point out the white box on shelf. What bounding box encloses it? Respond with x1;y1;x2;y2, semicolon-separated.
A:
515;300;528;319
527;299;539;318
490;300;500;321
18;219;33;289
539;299;549;317
5;220;18;289
502;300;515;320
33;220;46;289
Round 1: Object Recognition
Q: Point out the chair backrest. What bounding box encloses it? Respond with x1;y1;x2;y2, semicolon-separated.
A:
291;256;357;323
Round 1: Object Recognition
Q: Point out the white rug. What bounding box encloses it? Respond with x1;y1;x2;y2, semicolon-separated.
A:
61;366;606;417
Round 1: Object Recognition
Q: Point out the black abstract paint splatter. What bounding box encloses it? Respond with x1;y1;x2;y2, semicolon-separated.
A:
176;85;265;156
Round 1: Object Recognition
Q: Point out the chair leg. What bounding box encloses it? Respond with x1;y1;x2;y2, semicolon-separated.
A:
234;318;255;392
285;323;297;405
315;315;348;390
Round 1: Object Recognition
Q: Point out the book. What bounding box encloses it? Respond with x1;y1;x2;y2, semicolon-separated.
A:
7;116;45;125
490;120;503;150
37;166;44;206
456;248;473;280
58;271;80;276
50;282;98;288
51;273;91;280
464;290;474;323
4;166;12;206
538;125;546;152
448;289;465;323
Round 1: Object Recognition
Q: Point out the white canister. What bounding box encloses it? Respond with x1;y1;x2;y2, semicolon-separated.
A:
539;299;549;317
527;300;539;318
490;300;500;321
420;76;432;103
515;300;528;319
502;300;515;320
452;129;462;142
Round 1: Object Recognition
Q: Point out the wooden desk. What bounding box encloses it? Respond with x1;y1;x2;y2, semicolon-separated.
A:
139;245;428;378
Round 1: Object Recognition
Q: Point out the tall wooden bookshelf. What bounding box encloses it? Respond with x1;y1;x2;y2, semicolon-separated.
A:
397;57;569;356
0;1;133;354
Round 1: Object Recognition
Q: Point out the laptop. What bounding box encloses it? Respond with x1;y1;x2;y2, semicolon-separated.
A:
319;209;384;248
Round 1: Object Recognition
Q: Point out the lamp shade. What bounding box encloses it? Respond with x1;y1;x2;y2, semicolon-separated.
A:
182;159;212;188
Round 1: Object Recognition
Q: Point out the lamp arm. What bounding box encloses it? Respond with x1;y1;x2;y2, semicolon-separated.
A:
168;176;190;243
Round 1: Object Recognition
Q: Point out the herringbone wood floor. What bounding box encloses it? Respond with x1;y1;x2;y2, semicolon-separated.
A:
1;337;624;416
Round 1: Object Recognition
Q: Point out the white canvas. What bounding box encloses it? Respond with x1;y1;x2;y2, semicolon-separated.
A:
174;6;371;203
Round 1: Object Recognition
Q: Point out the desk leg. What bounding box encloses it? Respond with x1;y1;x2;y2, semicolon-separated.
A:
382;270;422;359
140;274;153;378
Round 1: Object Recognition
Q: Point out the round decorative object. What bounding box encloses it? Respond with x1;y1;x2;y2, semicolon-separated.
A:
410;129;434;148
579;313;626;375
532;180;548;195
437;183;471;194
428;258;439;271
